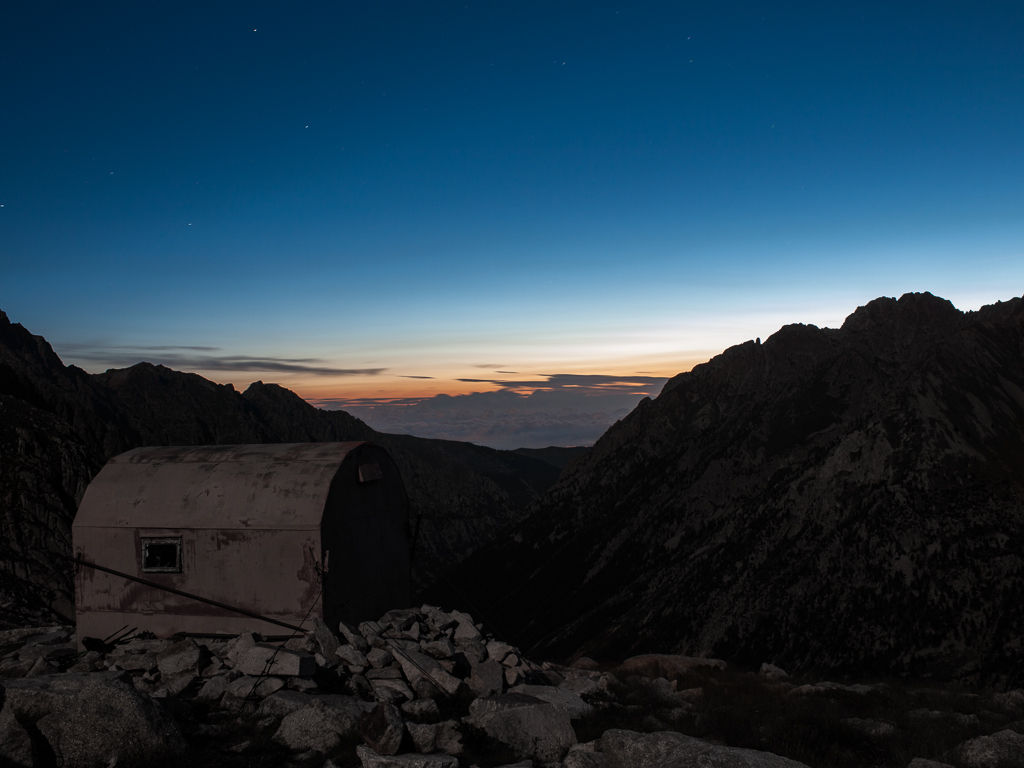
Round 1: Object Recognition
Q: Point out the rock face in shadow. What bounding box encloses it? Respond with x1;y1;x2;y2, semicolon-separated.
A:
0;394;97;624
0;671;186;767
438;293;1024;684
0;311;564;625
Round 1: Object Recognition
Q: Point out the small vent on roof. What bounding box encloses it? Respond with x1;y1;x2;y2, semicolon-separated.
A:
141;537;182;573
358;463;383;483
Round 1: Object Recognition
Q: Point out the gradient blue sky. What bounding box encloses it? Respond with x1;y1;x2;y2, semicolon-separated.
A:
2;2;1022;436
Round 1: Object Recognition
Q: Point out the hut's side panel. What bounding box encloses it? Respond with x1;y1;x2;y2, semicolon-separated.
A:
321;443;411;627
75;525;321;641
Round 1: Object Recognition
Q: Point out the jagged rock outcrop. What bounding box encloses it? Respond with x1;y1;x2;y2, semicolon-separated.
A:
439;293;1024;684
0;310;563;623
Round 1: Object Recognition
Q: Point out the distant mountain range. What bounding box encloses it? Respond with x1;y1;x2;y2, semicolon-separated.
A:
7;293;1024;687
0;310;582;626
432;293;1024;687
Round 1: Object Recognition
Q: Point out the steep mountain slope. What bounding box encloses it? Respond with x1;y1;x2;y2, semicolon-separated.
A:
0;393;97;624
0;315;136;459
0;311;557;625
438;293;1024;685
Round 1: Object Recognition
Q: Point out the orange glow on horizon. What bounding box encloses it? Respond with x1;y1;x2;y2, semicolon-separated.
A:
187;351;714;406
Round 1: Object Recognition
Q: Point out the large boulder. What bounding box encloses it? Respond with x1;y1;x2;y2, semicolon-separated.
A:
0;708;35;767
224;674;285;699
466;693;576;763
600;729;811;768
958;729;1024;768
359;702;404;756
467;660;505;696
155;638;206;677
273;696;375;753
565;742;610;768
406;722;436;754
510;683;593;719
312;617;341;660
371;677;415;704
257;690;316;719
234;643;315;677
339;620;371;653
392;649;461;698
433;720;463;756
339;645;370;669
0;672;185;768
401;700;440;723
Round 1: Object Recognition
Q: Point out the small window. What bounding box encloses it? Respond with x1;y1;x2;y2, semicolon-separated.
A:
358;463;383;482
141;537;182;573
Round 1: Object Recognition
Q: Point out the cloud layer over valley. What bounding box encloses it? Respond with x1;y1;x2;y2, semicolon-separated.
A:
318;373;668;450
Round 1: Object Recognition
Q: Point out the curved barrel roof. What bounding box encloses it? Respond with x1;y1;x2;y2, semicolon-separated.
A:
74;442;365;530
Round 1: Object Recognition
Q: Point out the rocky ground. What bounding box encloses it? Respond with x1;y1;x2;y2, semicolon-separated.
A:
2;607;1024;768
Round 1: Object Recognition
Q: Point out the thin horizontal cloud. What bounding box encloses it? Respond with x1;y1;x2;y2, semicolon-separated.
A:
312;396;421;408
454;372;667;395
400;375;435;379
61;343;221;352
57;344;385;376
166;357;385;376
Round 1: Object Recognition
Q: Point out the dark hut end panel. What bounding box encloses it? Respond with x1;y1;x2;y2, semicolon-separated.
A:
320;442;411;629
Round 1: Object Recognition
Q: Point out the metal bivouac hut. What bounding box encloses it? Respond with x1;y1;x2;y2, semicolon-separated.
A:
72;442;410;643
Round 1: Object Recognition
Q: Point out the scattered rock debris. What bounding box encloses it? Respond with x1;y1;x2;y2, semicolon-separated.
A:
0;608;1020;768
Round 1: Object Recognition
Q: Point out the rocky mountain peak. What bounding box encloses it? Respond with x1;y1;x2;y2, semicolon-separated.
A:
436;292;1024;686
839;291;965;358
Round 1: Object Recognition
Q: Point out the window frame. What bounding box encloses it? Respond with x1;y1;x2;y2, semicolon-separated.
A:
141;536;183;574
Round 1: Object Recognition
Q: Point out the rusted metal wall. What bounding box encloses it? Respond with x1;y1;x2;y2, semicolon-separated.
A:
73;442;407;644
74;527;322;641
